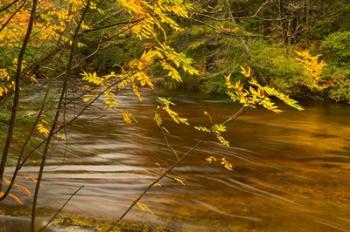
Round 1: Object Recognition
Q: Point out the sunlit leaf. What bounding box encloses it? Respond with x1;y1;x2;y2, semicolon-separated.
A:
137;202;154;215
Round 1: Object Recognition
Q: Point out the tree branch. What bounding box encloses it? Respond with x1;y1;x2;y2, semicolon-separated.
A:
38;185;84;232
30;1;91;231
0;0;38;191
0;0;21;12
106;105;246;232
0;0;27;33
0;87;49;201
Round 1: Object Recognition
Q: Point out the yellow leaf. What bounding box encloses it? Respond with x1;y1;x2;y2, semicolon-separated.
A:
174;177;185;185
206;156;217;164
56;133;68;141
137;202;154;215
158;97;189;125
154;112;163;127
81;72;104;85
121;111;137;124
194;126;211;133
295;50;328;90
240;66;252;78
36;121;50;137
104;92;117;109
220;158;233;171
30;75;38;83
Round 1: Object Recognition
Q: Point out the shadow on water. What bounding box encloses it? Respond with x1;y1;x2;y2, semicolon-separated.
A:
3;89;350;231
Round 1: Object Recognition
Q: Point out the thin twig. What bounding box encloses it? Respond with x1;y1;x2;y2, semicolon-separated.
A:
82;18;144;33
0;0;38;191
106;105;246;232
106;134;211;232
159;127;179;160
30;1;91;231
0;0;21;12
0;0;27;33
0;87;49;201
39;185;84;232
19;61;157;172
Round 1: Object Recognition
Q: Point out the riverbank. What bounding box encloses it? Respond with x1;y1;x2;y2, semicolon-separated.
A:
0;206;168;232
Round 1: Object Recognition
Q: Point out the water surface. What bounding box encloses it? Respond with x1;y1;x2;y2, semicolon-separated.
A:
4;90;350;231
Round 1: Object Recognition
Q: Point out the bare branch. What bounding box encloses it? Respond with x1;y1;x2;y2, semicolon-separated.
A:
30;1;91;231
82;18;145;33
0;0;21;12
0;87;49;201
0;0;27;33
0;0;38;191
39;185;84;232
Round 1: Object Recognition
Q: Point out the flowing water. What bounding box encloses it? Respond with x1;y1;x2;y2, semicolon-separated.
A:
3;89;350;231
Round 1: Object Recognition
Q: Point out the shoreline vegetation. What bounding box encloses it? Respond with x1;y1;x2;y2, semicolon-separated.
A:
1;2;350;105
1;206;167;232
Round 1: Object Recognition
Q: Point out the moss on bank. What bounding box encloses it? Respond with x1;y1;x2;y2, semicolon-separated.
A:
0;205;167;232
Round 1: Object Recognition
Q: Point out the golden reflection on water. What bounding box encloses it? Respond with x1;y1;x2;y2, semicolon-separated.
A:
3;91;350;231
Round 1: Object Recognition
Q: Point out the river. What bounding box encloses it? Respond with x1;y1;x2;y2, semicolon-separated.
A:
3;89;350;231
